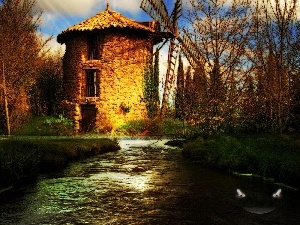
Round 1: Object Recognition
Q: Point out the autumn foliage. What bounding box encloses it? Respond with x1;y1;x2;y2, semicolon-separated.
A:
0;0;61;134
1;0;300;135
175;0;300;134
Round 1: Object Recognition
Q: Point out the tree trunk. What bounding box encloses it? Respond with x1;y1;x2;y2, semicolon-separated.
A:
2;61;10;135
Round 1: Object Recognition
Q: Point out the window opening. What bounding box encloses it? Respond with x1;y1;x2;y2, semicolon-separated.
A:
86;70;99;97
87;34;104;60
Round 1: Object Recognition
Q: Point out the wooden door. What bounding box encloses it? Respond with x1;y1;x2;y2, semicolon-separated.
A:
81;105;97;132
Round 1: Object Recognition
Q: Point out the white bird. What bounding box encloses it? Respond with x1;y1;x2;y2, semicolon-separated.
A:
236;189;246;198
272;189;282;198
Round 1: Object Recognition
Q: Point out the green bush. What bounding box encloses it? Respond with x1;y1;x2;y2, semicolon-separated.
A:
162;119;184;135
117;120;148;135
116;118;204;137
14;115;75;136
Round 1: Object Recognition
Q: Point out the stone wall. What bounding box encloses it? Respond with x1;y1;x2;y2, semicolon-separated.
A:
62;29;153;132
62;35;86;101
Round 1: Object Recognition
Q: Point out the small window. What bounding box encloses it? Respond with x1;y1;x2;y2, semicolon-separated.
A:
86;70;99;97
87;34;104;60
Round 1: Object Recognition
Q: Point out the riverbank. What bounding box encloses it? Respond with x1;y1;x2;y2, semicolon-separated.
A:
182;134;300;188
2;139;299;224
0;137;120;192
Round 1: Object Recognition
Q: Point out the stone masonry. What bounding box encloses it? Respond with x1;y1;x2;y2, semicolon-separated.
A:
57;6;158;132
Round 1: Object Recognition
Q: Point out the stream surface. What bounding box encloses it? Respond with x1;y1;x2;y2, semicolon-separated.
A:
0;138;299;225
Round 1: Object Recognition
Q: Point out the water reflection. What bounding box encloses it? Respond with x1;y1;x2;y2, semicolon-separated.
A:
90;172;151;192
0;138;299;225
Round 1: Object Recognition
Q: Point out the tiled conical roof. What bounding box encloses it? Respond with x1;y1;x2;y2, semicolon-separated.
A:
57;5;155;43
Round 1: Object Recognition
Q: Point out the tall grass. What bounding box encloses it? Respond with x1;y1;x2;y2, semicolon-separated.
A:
182;134;300;186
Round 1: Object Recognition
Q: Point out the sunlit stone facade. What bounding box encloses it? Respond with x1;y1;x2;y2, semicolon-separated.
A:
57;7;157;132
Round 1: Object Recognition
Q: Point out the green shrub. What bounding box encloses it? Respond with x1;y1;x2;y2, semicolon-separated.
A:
117;120;148;135
116;118;206;137
14;115;74;136
44;114;74;128
161;119;198;137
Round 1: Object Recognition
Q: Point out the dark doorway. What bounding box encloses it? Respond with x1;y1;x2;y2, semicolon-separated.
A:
81;105;97;132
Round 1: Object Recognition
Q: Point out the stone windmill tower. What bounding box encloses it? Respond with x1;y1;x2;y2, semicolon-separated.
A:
57;3;161;132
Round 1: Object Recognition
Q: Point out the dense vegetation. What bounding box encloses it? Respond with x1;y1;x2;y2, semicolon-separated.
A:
182;134;300;187
0;0;63;135
0;0;300;136
0;137;120;191
143;49;160;119
173;0;300;135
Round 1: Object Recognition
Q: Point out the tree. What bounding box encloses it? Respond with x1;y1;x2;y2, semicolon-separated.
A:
175;54;184;119
0;0;43;134
184;0;254;131
193;65;207;108
249;0;299;133
30;53;63;116
184;66;193;120
152;49;160;117
289;21;300;130
143;50;160;119
239;75;260;132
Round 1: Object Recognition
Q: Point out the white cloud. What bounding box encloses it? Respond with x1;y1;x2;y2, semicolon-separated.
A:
36;0;145;36
36;0;100;36
109;0;142;15
38;33;66;55
36;0;100;17
36;0;142;18
46;37;66;54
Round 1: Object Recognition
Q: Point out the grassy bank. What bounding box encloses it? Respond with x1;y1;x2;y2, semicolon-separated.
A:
182;134;300;187
0;137;120;191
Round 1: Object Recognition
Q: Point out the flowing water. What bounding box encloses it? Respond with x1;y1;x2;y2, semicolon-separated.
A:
0;138;299;225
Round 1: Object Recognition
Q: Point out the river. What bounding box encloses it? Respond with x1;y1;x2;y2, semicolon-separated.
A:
0;138;299;224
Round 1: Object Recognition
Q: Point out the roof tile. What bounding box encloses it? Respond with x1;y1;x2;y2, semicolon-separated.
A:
57;8;155;43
